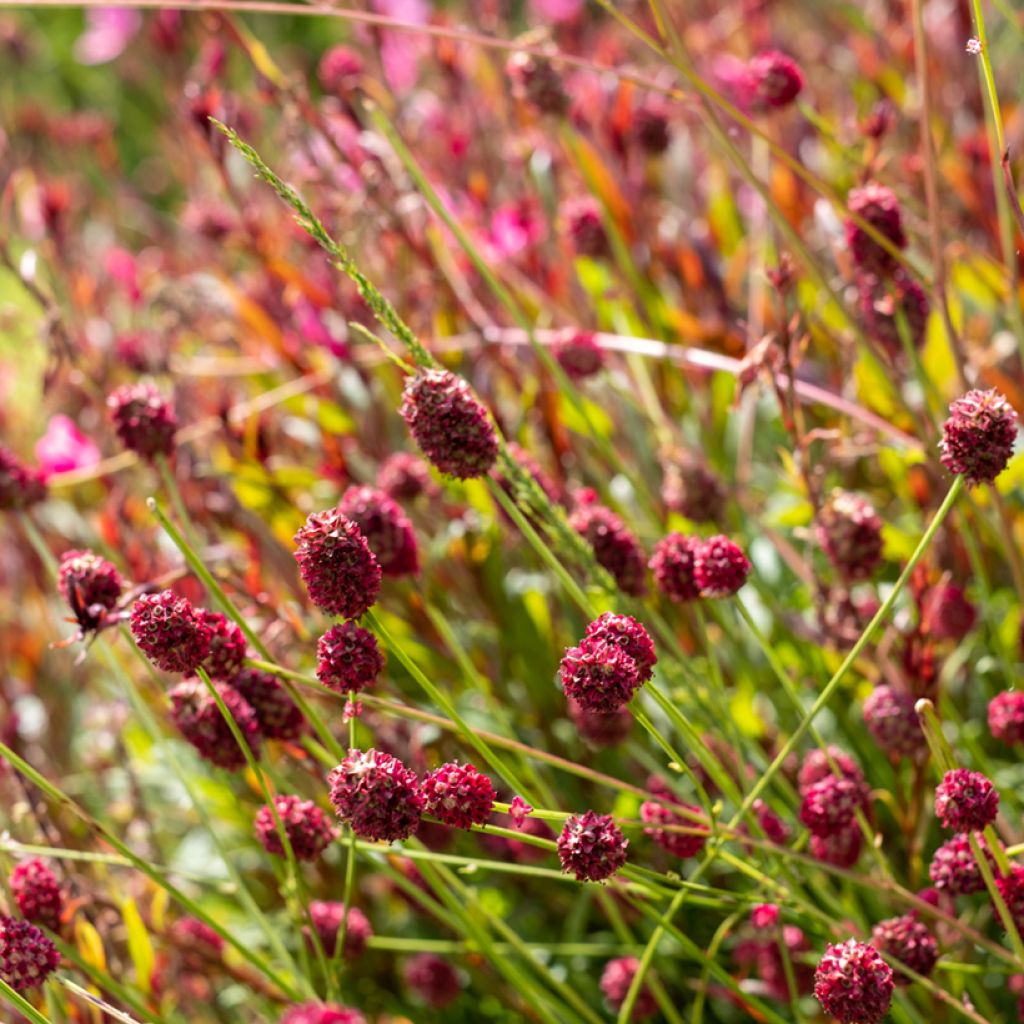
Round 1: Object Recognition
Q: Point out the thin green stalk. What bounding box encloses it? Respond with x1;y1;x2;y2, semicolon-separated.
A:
0;977;53;1024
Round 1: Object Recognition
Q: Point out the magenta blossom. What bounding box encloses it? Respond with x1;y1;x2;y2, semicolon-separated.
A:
35;415;100;477
74;7;141;65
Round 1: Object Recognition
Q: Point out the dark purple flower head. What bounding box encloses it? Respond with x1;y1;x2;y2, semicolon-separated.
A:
376;452;435;502
569;502;648;595
871;915;939;983
640;799;708;858
600;956;657;1019
799;776;863;836
279;1004;366;1024
694;535;751;597
0;446;46;510
306;901;372;959
420;762;495;829
813;940;894;1024
557;811;628;882
0;916;60;991
562;197;609;259
752;799;791;845
107;381;177;458
560;638;642;713
552;329;605;381
934;769;999;832
810;826;863;868
404;952;462;1008
168;679;261;770
929;833;993;895
995;865;1024;934
632;100;671;156
230;667;304;741
294;509;382;619
130;590;212;674
57;549;123;631
254;795;337;862
859;270;929;360
170;916;224;953
338;485;419;577
798;746;866;792
318;45;363;95
863;685;926;758
316;622;384;695
660;452;726;523
506;50;568;115
845;183;907;274
940;389;1017;486
10;859;62;931
199;610;247;680
922;584;976;642
748;50;804;108
584;612;657;681
989;690;1024;744
567;698;632;747
328;748;423;843
650;532;702;602
399;370;499;480
816;491;884;581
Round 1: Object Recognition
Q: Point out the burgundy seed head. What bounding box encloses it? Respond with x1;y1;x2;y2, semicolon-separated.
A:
376;452;435;502
557;811;628;882
660;452;726;523
0;446;46;510
752;799;791;844
230;667;304;741
168;679;261;770
748;50;804;109
567;698;632;747
306;901;372;959
813;940;894;1024
552;329;605;381
404;952;462;1008
871;914;939;983
995;865;1024;933
650;532;702;602
736;925;813;1001
929;834;993;895
751;904;780;930
816;491;884;581
798;746;866;792
562;197;609;259
940;389;1018;486
922;584;976;642
57;549;123;631
600;956;657;1019
845;183;907;274
317;45;363;94
584;612;657;681
107;382;177;459
569;502;648;595
420;762;495;829
10;859;62;931
338;485;419;577
316;622;384;695
935;769;999;832
694;535;751;597
0;916;60;991
399;369;499;480
632;100;671;155
799;776;863;836
858;270;929;361
328;748;424;843
559;638;642;713
279;1004;366;1024
294;509;382;619
130;590;212;675
863;685;926;758
506;50;569;115
170;917;224;954
810;826;863;868
254;795;337;862
989;690;1024;744
198;610;247;680
640;799;708;859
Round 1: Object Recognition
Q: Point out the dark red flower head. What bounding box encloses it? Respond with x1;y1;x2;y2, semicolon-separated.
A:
567;698;632;747
294;509;382;619
552;329;605;381
562;197;609;259
922;584;976;642
929;833;993;895
859;270;929;360
57;549;123;631
640;798;708;859
989;690;1024;744
557;811;628;882
399;370;499;480
130;590;212;674
584;612;657;680
506;51;568;116
327;748;423;843
10;859;62;931
316;622;384;694
934;769;999;833
0;446;46;510
845;183;907;274
939;389;1017;486
863;685;926;758
816;491;884;580
376;452;435;502
748;50;804;109
871;915;939;983
798;746;867;794
650;532;702;602
199;610;247;680
306;901;372;959
420;762;495;829
600;956;657;1019
318;45;363;95
230;667;304;741
810;826;863;868
107;382;177;459
168;678;261;770
694;535;751;597
995;865;1024;934
813;940;894;1024
632;99;671;155
338;485;419;577
799;776;863;836
660;452;726;523
0;915;60;991
404;952;462;1008
560;638;642;713
569;502;648;595
279;1004;366;1024
254;795;337;862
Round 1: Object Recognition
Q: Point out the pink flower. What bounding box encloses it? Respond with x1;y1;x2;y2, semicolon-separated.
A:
489;203;544;259
529;0;584;22
105;247;141;304
370;0;431;91
35;415;100;477
509;796;533;829
74;7;141;65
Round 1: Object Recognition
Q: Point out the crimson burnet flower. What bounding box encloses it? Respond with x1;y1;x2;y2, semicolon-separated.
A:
306;901;372;959
751;904;780;930
935;769;999;832
799;776;863;836
404;952;462;1008
810;825;863;868
506;51;568;115
584;613;657;681
198;610;246;680
859;270;929;360
752;799;791;844
567;698;632;746
922;584;976;642
279;1004;366;1024
650;532;702;602
420;762;495;829
748;50;804;109
995;865;1024;932
552;329;605;381
168;679;261;770
557;811;628;882
254;795;337;862
562;197;609;259
569;502;648;595
816;491;884;580
660;452;726;523
640;798;707;858
130;590;212;674
863;685;926;758
845;183;907;274
871;915;939;983
736;925;813;1001
376;452;435;502
57;549;123;631
560;638;642;713
929;834;993;895
318;45;363;95
10;859;62;931
694;535;751;597
338;485;419;577
170;916;224;954
0;916;60;991
632;100;671;155
328;748;423;842
600;956;657;1019
798;746;865;791
0;446;46;510
939;389;1017;486
107;381;177;458
316;622;384;694
989;690;1024;744
294;509;381;619
813;940;894;1024
509;796;533;828
230;668;304;741
399;370;499;480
